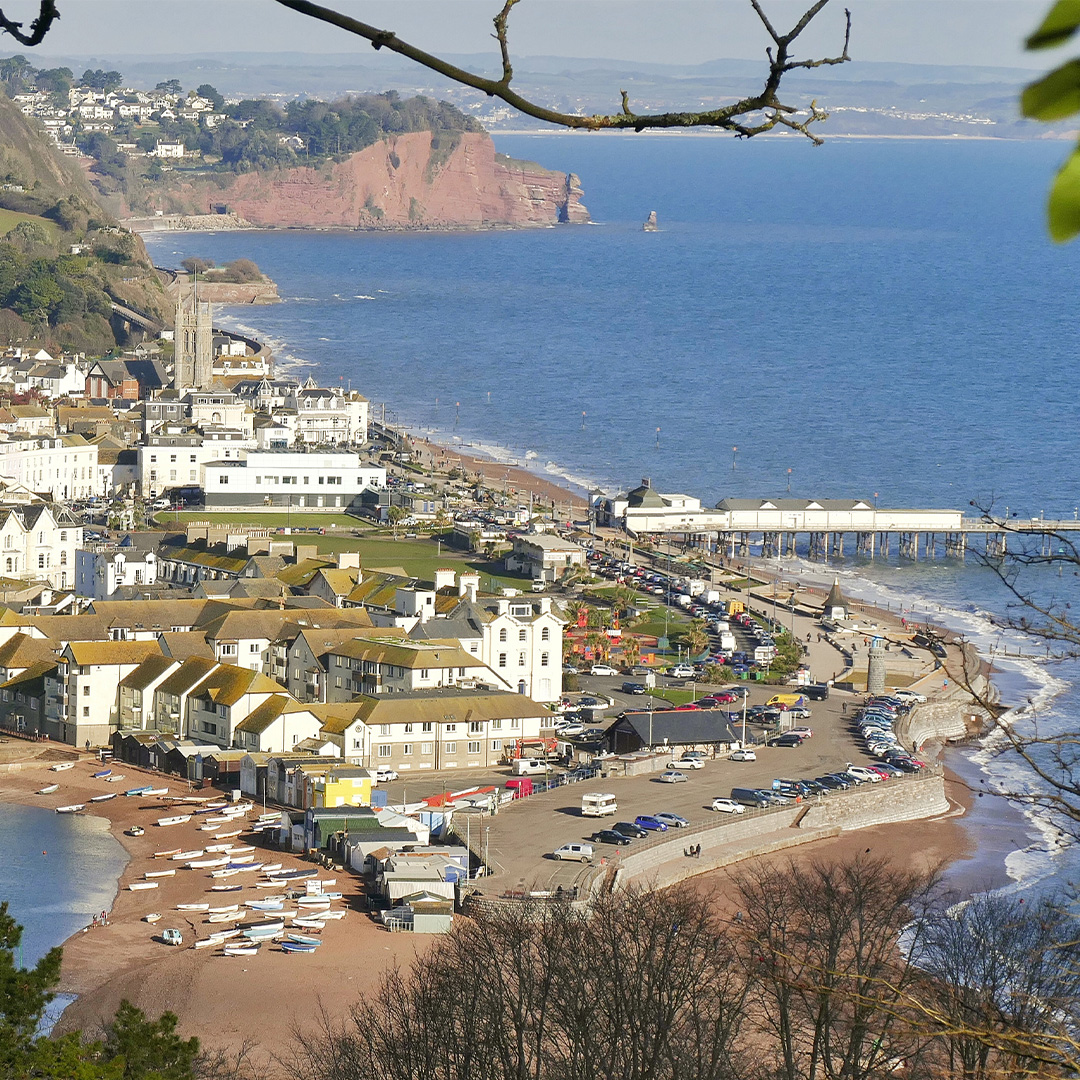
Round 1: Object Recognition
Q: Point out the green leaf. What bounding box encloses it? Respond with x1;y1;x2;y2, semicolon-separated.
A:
1027;0;1080;49
1048;146;1080;241
1022;59;1080;119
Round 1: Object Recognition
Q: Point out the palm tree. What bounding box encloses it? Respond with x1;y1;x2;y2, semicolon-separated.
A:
678;618;710;660
621;635;641;670
566;600;586;627
611;585;637;619
585;631;609;662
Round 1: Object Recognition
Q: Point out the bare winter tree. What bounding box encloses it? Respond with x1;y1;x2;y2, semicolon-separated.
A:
0;0;851;141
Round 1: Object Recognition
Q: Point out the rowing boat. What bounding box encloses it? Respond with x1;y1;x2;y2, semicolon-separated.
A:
280;940;318;953
170;850;203;861
176;903;210;911
145;869;175;879
227;845;255;855
144;912;161;923
50;762;75;772
207;903;239;914
223;944;260;956
307;910;345;920
153;848;182;859
246;899;284;911
129;882;158;891
292;916;329;929
207;912;242;923
144;787;169;796
288;933;322;945
90;792;117;802
204;844;235;853
261;863;283;874
38;783;59;794
187;857;229;869
228;862;263;872
211;868;241;879
156;815;191;827
212;829;242;840
93;769;111;778
211;884;244;892
104;775;126;783
296;898;331;910
55;804;84;813
124;785;153;796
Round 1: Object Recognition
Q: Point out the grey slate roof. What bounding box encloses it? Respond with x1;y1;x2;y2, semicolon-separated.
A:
613;708;739;747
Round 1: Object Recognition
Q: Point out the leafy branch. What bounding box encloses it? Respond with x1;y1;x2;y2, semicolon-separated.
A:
274;0;851;142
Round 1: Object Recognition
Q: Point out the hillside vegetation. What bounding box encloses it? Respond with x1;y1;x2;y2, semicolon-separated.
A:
0;90;167;354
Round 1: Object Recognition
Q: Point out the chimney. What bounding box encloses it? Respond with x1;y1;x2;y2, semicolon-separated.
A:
458;571;480;602
336;551;361;570
434;567;456;592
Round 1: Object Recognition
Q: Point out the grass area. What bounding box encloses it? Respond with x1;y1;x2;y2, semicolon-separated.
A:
156;511;365;530
0;207;55;238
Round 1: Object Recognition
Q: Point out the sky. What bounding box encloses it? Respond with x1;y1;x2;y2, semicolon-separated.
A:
17;1;1057;71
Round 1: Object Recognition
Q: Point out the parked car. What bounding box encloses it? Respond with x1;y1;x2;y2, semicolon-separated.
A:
621;681;647;695
657;770;689;783
729;748;757;762
634;815;669;831
766;734;804;748
592;829;632;846
590;664;618;676
562;664;580;675
667;664;695;679
711;798;746;814
375;767;398;782
683;750;709;760
786;727;814;739
654;812;690;828
612;821;647;839
669;757;704;770
552;843;594;862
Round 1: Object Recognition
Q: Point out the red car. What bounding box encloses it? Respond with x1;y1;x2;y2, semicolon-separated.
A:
674;703;701;710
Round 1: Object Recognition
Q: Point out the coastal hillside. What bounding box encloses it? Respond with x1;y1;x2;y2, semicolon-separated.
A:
130;132;588;229
0;94;167;352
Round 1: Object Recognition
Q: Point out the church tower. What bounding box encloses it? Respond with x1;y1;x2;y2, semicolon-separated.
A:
174;288;213;390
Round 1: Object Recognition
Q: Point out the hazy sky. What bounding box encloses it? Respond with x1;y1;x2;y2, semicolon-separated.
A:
21;1;1054;70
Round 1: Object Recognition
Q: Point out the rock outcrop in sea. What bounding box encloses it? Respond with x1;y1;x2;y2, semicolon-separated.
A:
144;132;588;230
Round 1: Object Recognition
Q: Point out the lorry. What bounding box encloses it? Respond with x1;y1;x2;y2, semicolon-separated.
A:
581;792;618;817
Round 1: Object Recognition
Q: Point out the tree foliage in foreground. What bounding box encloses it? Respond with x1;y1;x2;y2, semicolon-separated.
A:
286;859;1080;1080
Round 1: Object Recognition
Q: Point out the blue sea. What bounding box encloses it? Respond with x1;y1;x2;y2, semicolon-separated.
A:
138;134;1080;902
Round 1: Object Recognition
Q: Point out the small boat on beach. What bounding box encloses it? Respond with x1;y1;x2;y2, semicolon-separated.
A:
211;884;243;892
144;912;162;923
272;868;318;881
243;923;285;940
124;786;153;797
296;898;331;911
308;910;345;921
212;829;242;840
261;863;282;874
145;869;175;879
208;912;242;923
280;940;318;954
223;944;260;956
208;903;239;914
153;848;182;859
176;903;210;911
192;937;219;950
144;787;169;796
211;868;241;879
93;769;111;779
292;916;329;929
104;775;126;783
55;804;84;813
204;844;235;853
228;862;263;873
227;845;255;855
156;815;191;827
171;850;203;861
187;857;229;869
90;792;117;802
246;899;284;911
288;933;322;945
129;882;158;891
126;825;145;836
50;762;75;772
38;784;59;794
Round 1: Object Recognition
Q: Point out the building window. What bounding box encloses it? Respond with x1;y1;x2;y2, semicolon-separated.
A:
519;652;526;667
37;554;44;569
353;737;363;749
469;642;478;653
468;741;480;754
59;551;67;566
421;722;433;733
444;723;456;733
491;739;501;751
541;652;549;667
250;643;260;652
469;721;482;733
541;627;550;641
492;718;502;730
444;741;456;755
403;723;413;734
421;742;433;755
419;669;429;679
379;724;390;736
220;644;237;657
335;676;342;688
499;628;507;643
518;629;527;642
220;475;228;485
82;685;90;695
60;531;67;542
378;744;392;758
402;743;413;756
498;653;507;668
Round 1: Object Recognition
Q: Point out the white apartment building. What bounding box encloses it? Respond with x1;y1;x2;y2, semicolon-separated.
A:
203;450;385;510
75;544;157;599
0;435;98;500
138;431;249;499
271;385;369;447
0;501;83;590
188;391;254;440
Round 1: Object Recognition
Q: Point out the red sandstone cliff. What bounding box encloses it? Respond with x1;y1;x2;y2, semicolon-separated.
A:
152;131;588;229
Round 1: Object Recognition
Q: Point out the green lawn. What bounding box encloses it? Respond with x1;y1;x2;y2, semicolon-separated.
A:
0;207;55;238
156;511;364;530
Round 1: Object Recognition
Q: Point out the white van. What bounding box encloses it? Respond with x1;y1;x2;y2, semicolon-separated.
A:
512;758;549;776
581;792;618;817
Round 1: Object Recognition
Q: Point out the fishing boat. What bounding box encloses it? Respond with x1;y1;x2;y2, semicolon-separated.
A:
144;912;162;923
156;815;191;827
194;802;229;814
104;775;126;783
89;792;117;802
55;804;84;813
187;857;229;869
176;903;210;911
246;899;284;911
211;884;243;892
292;917;329;929
211;868;241;879
207;912;242;923
92;769;112;779
144;787;170;796
145;869;175;879
243;924;285;940
153;848;182;859
124;785;153;797
171;850;203;861
212;829;242;840
288;933;322;945
192;937;219;950
198;823;219;832
126;825;145;836
280;940;319;954
204;817;234;826
129;882;158;891
50;762;75;772
38;783;59;794
223;944;260;956
261;863;283;874
255;880;288;889
207;903;239;914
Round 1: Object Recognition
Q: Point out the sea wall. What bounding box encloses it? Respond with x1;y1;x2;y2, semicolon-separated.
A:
132;132;589;230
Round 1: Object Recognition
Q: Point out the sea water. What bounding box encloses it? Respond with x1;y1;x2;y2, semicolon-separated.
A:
142;134;1080;901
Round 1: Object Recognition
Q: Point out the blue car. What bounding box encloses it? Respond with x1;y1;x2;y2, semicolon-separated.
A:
634;815;668;832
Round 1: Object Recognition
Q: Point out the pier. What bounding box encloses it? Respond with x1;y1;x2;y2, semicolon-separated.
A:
600;487;1080;561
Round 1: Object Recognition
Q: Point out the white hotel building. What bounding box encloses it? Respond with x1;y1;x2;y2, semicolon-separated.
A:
203;450;385;511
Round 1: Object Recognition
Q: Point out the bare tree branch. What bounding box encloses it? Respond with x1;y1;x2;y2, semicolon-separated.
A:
0;0;58;45
272;0;851;141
